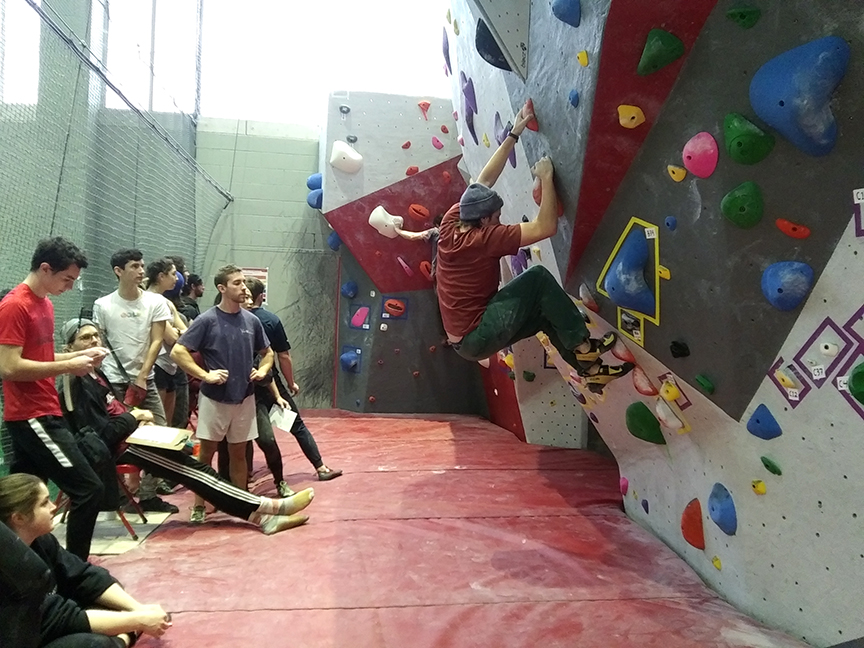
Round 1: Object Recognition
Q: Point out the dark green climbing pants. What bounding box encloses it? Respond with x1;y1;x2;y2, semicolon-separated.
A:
454;265;590;368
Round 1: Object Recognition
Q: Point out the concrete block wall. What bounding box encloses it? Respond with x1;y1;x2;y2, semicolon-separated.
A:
197;118;337;408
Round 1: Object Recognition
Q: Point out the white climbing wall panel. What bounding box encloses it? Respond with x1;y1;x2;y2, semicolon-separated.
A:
321;92;460;214
469;0;531;80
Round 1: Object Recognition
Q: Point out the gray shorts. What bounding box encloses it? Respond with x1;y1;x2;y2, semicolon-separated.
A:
197;393;258;444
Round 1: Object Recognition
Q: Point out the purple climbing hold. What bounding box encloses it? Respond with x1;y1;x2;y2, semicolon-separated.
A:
464;109;479;145
442;27;452;75
641;499;649;514
461;72;477;115
494;112;517;168
589;412;599;424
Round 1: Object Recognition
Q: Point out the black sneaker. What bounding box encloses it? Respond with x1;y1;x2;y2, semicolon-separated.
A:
137;497;179;514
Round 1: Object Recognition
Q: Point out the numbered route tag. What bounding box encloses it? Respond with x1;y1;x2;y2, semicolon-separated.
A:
854;187;864;204
810;365;826;380
837;376;849;391
644;227;657;239
787;388;800;401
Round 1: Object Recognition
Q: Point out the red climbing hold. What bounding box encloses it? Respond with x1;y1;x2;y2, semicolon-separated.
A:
441;125;449;134
611;336;636;363
384;298;406;317
429;345;437;353
377;359;384;366
418;100;431;120
368;396;376;403
531;176;565;217
409;204;430;221
397;256;414;276
632;366;658;395
402;141;411;149
394;348;400;354
681;498;706;549
413;371;420;378
458;136;464;146
776;218;811;239
525;98;539;131
419;260;433;281
406;166;419;176
442;171;452;184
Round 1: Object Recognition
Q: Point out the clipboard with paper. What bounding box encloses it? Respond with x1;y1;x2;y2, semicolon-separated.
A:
126;425;191;451
269;405;297;432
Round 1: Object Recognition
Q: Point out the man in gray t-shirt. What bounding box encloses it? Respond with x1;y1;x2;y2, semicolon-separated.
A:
172;264;274;522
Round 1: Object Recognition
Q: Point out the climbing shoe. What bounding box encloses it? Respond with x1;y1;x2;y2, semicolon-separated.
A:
575;331;618;368
584;362;636;394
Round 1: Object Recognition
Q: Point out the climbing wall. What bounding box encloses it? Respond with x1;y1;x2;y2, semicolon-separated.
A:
447;0;864;644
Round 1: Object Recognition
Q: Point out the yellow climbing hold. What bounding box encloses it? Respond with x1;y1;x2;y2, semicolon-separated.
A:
667;165;687;182
482;133;490;147
658;266;671;280
660;381;681;402
446;9;451;23
774;369;797;389
752;479;766;495
577;50;589;66
618;105;645;129
532;246;542;260
712;556;722;570
503;353;515;370
453;19;460;35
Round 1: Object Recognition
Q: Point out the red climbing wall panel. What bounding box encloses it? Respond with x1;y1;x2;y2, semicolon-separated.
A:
565;0;719;282
324;157;467;293
480;357;526;442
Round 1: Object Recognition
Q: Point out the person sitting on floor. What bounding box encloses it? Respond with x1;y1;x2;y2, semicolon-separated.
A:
0;472;172;647
59;317;314;535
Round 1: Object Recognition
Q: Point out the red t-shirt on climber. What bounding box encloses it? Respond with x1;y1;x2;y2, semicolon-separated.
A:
435;202;522;338
0;284;63;421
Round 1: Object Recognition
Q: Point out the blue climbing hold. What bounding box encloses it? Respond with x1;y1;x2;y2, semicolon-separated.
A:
568;90;580;108
552;0;581;28
327;230;341;252
641;499;649;514
665;216;677;231
464;109;479;145
708;483;737;536
340;350;361;373
749;36;850;157
306;188;323;210
442;27;451;75
747;404;782;440
603;229;655;315
306;172;322;190
761;261;814;311
340;281;358;299
475;18;511;72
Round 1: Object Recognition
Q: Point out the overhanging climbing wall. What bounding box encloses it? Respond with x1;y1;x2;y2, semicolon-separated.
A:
447;0;864;644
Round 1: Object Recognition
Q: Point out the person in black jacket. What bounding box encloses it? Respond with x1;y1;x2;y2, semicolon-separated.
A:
0;472;172;647
59;318;315;535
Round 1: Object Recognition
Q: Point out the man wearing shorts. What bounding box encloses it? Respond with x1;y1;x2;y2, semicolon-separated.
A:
171;264;274;523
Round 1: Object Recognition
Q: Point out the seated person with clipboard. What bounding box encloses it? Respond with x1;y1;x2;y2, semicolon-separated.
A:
59;318;315;536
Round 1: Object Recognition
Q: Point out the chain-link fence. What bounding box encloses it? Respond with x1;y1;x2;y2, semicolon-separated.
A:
0;0;231;472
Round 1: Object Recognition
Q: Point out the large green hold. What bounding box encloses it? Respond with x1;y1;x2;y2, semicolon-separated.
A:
625;402;666;445
721;181;764;228
724;113;775;164
849;362;864;405
637;29;685;76
726;5;761;29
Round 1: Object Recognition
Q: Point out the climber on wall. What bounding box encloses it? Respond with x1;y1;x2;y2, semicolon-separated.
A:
434;100;634;393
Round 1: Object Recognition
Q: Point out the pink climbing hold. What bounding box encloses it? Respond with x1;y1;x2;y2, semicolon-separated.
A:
406;166;419;176
579;284;599;312
402;141;411;149
682;132;719;178
441;125;449;134
458;136;465;146
632;366;658;396
442;171;452;184
418;100;431;120
350;306;370;328
453;110;458;121
620;477;629;496
611;336;636;363
397;256;414;276
431;136;444;149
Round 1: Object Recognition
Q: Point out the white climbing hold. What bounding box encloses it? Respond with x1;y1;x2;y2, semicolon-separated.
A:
329;140;364;174
368;205;404;239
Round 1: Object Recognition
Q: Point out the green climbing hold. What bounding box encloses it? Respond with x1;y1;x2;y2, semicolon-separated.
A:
507;370;516;381
625;402;666;445
695;374;715;394
522;370;536;382
849;362;864;405
761;456;782;475
726;5;761;29
724;113;775;165
721;181;763;228
637;29;685;76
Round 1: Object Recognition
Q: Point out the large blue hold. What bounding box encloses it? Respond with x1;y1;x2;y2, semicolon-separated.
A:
340;350;360;373
761;261;814;311
340;281;358;299
475;19;511;72
327;230;341;252
749;36;850;157
603;229;655;315
306;172;322;190
708;483;737;536
747;404;782;440
306;188;323;210
552;0;581;28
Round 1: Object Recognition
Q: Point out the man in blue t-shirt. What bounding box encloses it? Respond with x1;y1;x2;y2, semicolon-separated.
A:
172;265;274;522
245;278;341;486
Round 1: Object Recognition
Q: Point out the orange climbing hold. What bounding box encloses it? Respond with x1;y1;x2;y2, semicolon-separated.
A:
409;204;430;221
384;299;406;317
525;98;539;131
419;260;433;281
776;218;811;239
531;176;565;217
418;100;431;120
442;171;451;184
681;498;706;549
406;166;419;176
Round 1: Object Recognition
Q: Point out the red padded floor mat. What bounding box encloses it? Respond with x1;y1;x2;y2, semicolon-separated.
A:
100;412;809;648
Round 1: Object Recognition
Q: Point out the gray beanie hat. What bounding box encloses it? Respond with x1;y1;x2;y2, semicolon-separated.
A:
61;317;97;345
459;183;504;221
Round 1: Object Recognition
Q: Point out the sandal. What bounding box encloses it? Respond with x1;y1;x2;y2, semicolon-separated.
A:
584;362;635;394
575;332;617;366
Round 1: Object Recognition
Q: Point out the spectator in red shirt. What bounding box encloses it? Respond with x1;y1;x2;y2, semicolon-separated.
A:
435;102;634;393
0;237;109;559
